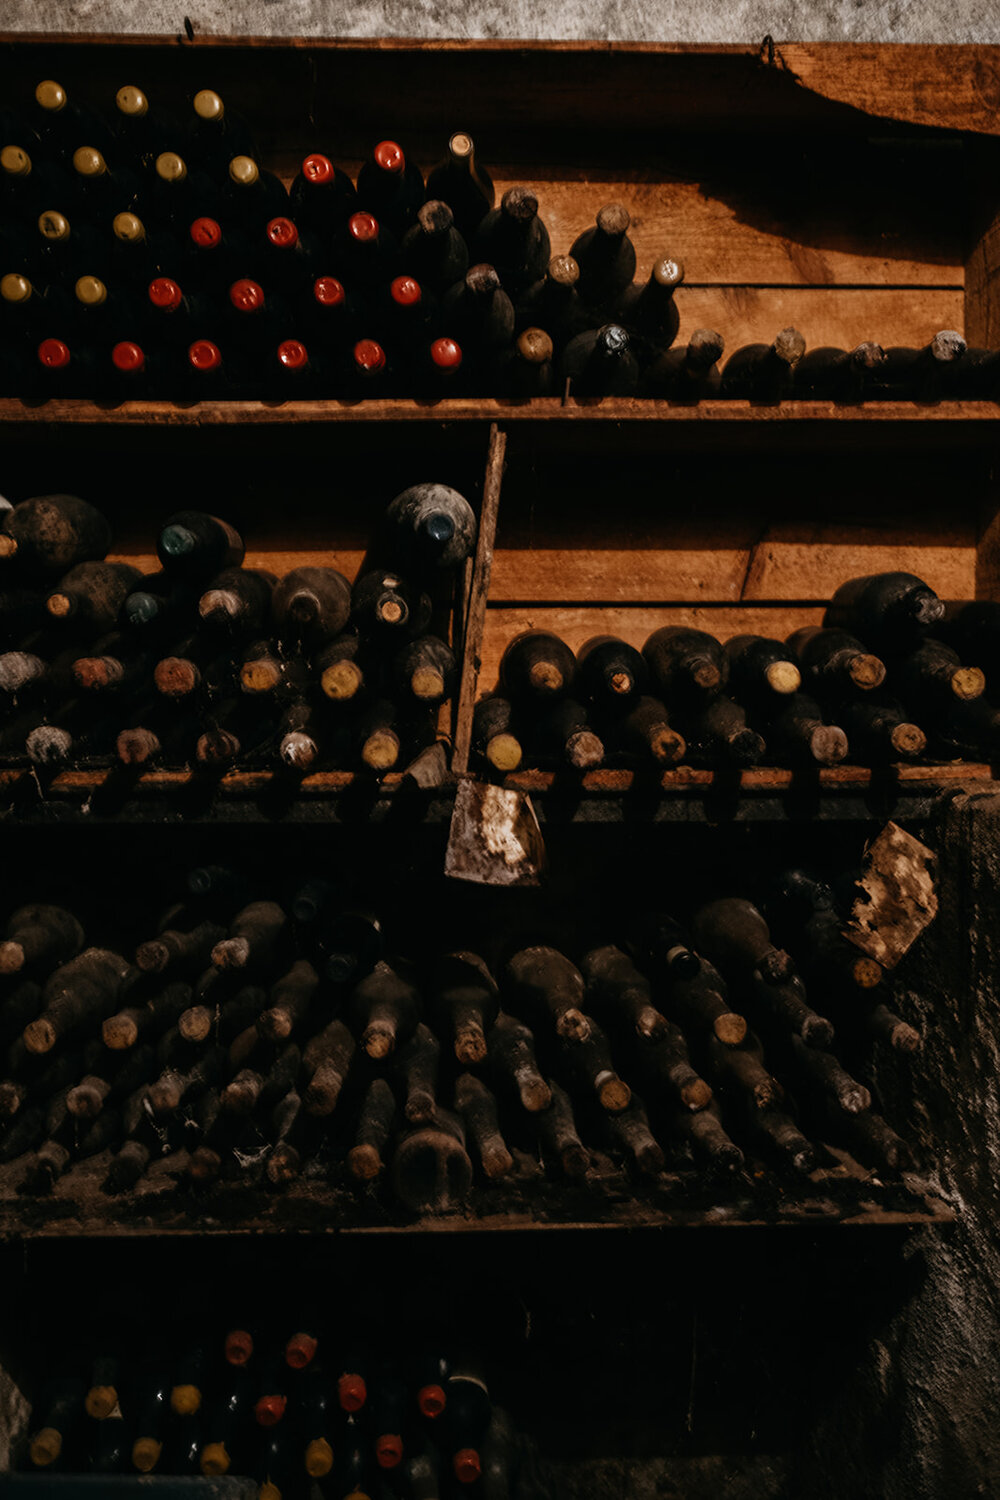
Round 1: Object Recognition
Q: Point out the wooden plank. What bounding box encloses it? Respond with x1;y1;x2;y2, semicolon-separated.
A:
965;201;1000;350
490;520;977;604
776;44;1000;138
452;423;506;773
478;604;828;692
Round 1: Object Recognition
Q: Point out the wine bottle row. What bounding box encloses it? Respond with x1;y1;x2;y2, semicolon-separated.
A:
20;1329;543;1499
1;84;995;401
0;487;475;774
476;572;1000;772
0;865;921;1210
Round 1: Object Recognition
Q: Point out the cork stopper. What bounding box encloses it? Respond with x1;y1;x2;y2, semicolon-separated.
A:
952;666;986;701
713;1012;749;1047
348;1143;383;1180
178;1005;212;1043
305;1438;334;1477
652;256;685;289
75;275;107;307
30;1429;63;1466
564;729;604;770
148;1076;183;1114
196;727;241;765
35;80;67;112
554;1008;591;1043
199;1442;230;1476
228;154;259;186
765;660;801;695
648;725;687;765
774;326;806;365
67;1077;107;1118
852;955;884;989
224;1329;254;1366
86;1385;118;1420
681;1077;713;1111
72;146;106;178
518;1076;552;1112
171;1384;202;1416
485;733;522;772
517;327;553;365
156;151;187;183
362;1022;396;1059
155;657;200;696
848;652;886;689
361;728;400;771
690;659;721;691
1;145;31;176
102;1012;139;1049
240;658;282;693
930;329;966;363
26;726;73;764
38;210;69;242
266;1143;301;1184
501;185;538;222
280;732;319;772
528;660;564;694
455;1024;488;1066
212;936;251;969
0;942;24;974
450;131;474;159
595;1071;631;1112
193;89;224;121
321;658;363;701
199;588;241;622
116;85;148;116
808;725;849;765
890;721;926;757
1;273;32;304
411;666;446;701
114;211;145;243
132;1438;163;1473
596;202;630;237
0;537;17;560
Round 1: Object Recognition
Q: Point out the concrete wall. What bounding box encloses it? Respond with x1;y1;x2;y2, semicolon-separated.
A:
2;0;999;43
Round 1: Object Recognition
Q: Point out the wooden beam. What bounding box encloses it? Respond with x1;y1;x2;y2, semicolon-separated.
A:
452;423;507;774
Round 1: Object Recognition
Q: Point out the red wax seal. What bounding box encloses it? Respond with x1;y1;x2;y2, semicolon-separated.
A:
431;337;462;370
285;1333;318;1370
313;276;345;307
190;217;222;249
375;1434;404;1470
354;339;386;373
348;211;379;243
374;140;405;174
277;340;308;370
391;276;421;307
148;277;182;311
37;338;70;369
224;1330;253;1366
112;341;145;372
254;1394;287;1428
188;340;221;372
417;1383;446;1418
266;217;299;249
454;1449;482;1484
302;153;334;184
229;279;264;313
337;1373;367;1413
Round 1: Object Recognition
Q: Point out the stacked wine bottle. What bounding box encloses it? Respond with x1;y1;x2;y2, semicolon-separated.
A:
475;573;1000;773
0;861;922;1211
0;484;474;774
2;79;997;401
19;1329;546;1498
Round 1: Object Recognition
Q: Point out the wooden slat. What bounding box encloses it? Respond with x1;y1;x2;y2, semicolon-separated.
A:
490;521;977;605
478;604;828;693
453;423;506;774
674;287;964;353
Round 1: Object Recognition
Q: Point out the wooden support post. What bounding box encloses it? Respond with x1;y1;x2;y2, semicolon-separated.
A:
452;423;506;774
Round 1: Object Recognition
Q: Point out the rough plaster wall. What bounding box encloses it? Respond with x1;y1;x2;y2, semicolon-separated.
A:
1;0;999;42
792;794;1000;1499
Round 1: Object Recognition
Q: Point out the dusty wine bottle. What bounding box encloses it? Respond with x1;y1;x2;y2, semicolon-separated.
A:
23;948;132;1055
643;625;727;699
561;323;639;397
724;634;801;706
394;1021;440;1124
721;327;806;399
785;625;887;696
401;199;469;292
575;634;648;712
837;694;927;762
199;567;276;636
536;1079;589;1179
889;637;985;708
351;959;420;1059
0;494;112;584
348;1075;396;1180
301;1018;355;1115
474;185;551;295
357;139;424;235
763;692;849;767
486;1010;551;1112
607;1094;666;1176
431;951;499;1064
426;132;495;240
499;629;575;702
0;903;83;977
679;694;766;767
289;150;357;231
823;571;944;654
615;256;685;349
515;254;586;346
390;1104;473;1213
455;1071;514;1178
443;262;515;351
383;482;477;574
472;695;522;773
611;694;687;766
351;568;432;641
503;945;589;1042
211;901;287;973
45;561;143;636
579;944;671;1043
794;341;886;400
642;327;726;399
569;203;637;308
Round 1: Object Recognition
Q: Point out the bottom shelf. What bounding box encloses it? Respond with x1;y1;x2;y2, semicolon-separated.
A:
0;1145;952;1238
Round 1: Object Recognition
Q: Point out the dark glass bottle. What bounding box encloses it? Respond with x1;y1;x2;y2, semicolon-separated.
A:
569;203;637;309
823;571;944;654
157;510;245;580
561;323;639;397
401;199;470;292
289;150;357;232
643;625;728;700
642;327;726;399
356;139;425;235
499;629;576;702
474;186;550;296
794;341;886;400
442;262;515;353
786;625;887;696
721;327;806;400
0;493;111;582
426;131;495;241
383;482;477;574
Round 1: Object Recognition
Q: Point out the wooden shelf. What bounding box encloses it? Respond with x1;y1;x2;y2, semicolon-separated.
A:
0;1147;954;1241
0;399;998;432
0;764;988;825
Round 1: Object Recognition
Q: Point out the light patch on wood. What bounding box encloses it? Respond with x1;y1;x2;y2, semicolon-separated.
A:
444;779;545;886
843;821;938;968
